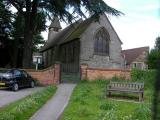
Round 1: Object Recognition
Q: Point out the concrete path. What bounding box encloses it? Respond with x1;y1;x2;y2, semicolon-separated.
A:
0;87;43;107
30;83;76;120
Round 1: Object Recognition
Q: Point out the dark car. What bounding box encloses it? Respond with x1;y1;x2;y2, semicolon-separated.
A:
0;69;35;91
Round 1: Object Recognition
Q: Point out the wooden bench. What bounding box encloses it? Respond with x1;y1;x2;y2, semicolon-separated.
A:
107;82;144;101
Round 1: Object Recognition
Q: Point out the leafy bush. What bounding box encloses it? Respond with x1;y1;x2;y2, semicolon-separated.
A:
110;75;126;81
131;69;156;89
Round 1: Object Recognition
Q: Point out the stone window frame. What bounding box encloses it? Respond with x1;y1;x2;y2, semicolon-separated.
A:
94;27;110;56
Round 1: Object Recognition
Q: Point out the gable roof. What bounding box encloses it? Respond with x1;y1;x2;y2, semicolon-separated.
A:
40;13;122;52
103;14;122;44
40;18;93;52
122;46;149;65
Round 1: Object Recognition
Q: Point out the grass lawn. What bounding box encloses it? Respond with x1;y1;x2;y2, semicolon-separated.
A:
60;69;155;120
0;85;57;120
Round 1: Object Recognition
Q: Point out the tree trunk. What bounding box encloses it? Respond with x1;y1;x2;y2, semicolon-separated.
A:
22;30;33;68
22;0;38;68
11;42;19;67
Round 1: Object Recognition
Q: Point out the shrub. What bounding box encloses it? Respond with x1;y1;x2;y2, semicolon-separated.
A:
110;75;126;81
131;69;156;89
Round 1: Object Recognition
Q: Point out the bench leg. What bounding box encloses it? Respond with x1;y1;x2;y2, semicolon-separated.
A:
142;93;144;101
139;93;143;102
108;92;111;97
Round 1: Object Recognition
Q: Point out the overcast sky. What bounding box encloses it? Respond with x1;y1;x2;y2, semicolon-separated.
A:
104;0;160;50
42;0;160;50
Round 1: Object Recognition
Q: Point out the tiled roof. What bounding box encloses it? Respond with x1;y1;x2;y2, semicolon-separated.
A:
40;13;123;52
122;46;149;65
40;17;93;52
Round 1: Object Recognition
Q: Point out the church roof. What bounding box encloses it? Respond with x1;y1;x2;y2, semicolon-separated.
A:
40;14;123;52
40;17;93;52
122;46;149;65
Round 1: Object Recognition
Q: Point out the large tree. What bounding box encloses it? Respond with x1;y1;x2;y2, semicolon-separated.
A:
4;0;122;68
11;11;46;67
0;0;13;67
147;36;160;69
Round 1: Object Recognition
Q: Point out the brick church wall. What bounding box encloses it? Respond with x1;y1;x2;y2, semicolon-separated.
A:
80;64;130;80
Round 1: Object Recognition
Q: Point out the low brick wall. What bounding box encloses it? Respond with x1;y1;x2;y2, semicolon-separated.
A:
25;64;60;85
80;64;130;80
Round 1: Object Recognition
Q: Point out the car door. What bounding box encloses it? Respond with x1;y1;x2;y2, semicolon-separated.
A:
21;71;30;86
14;70;23;87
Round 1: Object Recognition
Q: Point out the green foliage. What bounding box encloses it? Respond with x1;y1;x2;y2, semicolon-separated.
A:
131;69;156;89
0;86;57;120
99;100;117;110
155;36;160;50
133;103;151;120
96;110;118;120
147;49;160;69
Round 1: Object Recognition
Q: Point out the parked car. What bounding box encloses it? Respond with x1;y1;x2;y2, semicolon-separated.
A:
0;69;35;91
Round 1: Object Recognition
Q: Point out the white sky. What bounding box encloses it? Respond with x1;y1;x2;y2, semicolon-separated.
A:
41;0;160;50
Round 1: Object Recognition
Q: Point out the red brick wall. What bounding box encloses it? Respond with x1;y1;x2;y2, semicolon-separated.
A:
80;65;130;80
25;64;60;85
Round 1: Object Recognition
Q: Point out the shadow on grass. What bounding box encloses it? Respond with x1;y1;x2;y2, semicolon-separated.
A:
107;93;140;102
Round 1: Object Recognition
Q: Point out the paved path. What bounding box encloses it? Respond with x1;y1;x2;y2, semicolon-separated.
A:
30;83;76;120
0;87;43;107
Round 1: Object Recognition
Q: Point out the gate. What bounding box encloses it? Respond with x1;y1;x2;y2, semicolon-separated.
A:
60;40;80;83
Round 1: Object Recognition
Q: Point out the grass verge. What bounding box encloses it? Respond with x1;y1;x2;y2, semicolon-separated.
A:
60;69;155;120
0;85;57;120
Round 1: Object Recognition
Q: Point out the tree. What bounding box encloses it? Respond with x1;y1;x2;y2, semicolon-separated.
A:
0;0;13;67
153;36;160;120
147;49;160;69
147;36;160;69
4;0;123;68
155;36;160;50
146;36;160;119
32;34;45;52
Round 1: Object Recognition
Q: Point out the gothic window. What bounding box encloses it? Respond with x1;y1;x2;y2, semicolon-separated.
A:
94;28;110;55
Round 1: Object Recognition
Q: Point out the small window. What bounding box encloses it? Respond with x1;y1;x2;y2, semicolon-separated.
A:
94;28;110;55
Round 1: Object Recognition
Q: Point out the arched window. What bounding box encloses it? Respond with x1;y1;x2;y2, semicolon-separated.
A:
94;28;110;55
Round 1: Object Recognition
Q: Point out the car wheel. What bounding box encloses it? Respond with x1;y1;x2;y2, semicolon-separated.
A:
12;84;19;91
30;81;35;88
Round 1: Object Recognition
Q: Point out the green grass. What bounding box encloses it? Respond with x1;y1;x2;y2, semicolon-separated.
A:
0;85;57;120
60;69;155;120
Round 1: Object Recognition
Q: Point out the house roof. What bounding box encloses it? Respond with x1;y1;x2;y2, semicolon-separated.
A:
122;46;149;65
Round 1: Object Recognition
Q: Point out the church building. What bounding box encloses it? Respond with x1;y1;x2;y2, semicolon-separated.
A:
40;13;124;80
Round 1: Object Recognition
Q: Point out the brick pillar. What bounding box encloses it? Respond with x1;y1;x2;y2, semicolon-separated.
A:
80;64;88;80
54;63;61;84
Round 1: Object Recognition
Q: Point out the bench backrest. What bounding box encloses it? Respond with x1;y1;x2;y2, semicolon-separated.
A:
108;82;144;91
